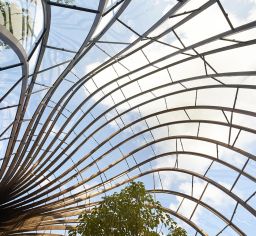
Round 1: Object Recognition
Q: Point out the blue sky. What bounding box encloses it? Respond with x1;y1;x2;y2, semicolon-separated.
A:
1;0;256;235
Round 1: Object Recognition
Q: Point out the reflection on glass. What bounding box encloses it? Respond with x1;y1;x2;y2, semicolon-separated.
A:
0;39;19;66
0;0;43;52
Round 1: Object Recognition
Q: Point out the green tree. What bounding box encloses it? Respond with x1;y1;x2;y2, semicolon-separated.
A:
69;182;187;236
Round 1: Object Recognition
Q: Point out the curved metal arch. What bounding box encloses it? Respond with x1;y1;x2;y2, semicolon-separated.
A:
20;30;256;169
11;18;256;183
15;100;256;194
26;98;255;181
10;97;256;203
18;79;254;176
0;26;27;71
8;0;219;177
81;0;216;79
6;145;253;210
4;205;201;235
16;166;250;235
150;190;243;235
6;0;130;186
0;0;52;183
0;181;222;235
32;17;256;136
163;208;207;236
12;79;256;191
9;107;255;205
12;148;250;221
0;24;28;179
4;72;256;179
5;151;250;235
1;0;256;234
78;167;255;225
4;204;206;236
5;0;134;208
10;137;255;220
16;69;256;182
51;0;253;110
3;0;108;184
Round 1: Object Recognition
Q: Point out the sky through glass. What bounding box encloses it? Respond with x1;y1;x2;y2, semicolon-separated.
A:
0;0;256;235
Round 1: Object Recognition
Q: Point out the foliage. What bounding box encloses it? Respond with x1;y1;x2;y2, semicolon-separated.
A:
69;182;187;236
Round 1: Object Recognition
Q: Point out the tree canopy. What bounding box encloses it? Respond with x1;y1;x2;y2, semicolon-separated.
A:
69;182;187;236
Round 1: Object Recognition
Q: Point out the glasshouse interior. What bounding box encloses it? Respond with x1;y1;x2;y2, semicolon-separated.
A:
0;0;256;235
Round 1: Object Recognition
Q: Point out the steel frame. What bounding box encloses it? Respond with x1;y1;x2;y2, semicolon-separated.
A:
1;0;256;235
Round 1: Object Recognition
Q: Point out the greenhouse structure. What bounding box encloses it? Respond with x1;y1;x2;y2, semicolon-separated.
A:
0;0;256;235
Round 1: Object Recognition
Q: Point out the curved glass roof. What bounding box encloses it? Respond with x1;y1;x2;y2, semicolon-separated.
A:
0;0;256;235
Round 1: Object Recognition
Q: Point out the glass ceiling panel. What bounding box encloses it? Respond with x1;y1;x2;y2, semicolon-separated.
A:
119;0;176;35
47;5;96;51
175;4;230;47
0;40;19;66
0;66;22;103
1;0;256;235
220;0;256;28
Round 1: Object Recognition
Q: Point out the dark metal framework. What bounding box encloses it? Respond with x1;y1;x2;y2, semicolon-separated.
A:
0;0;256;235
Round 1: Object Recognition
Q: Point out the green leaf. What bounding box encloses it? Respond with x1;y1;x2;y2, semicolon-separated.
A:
69;181;187;236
